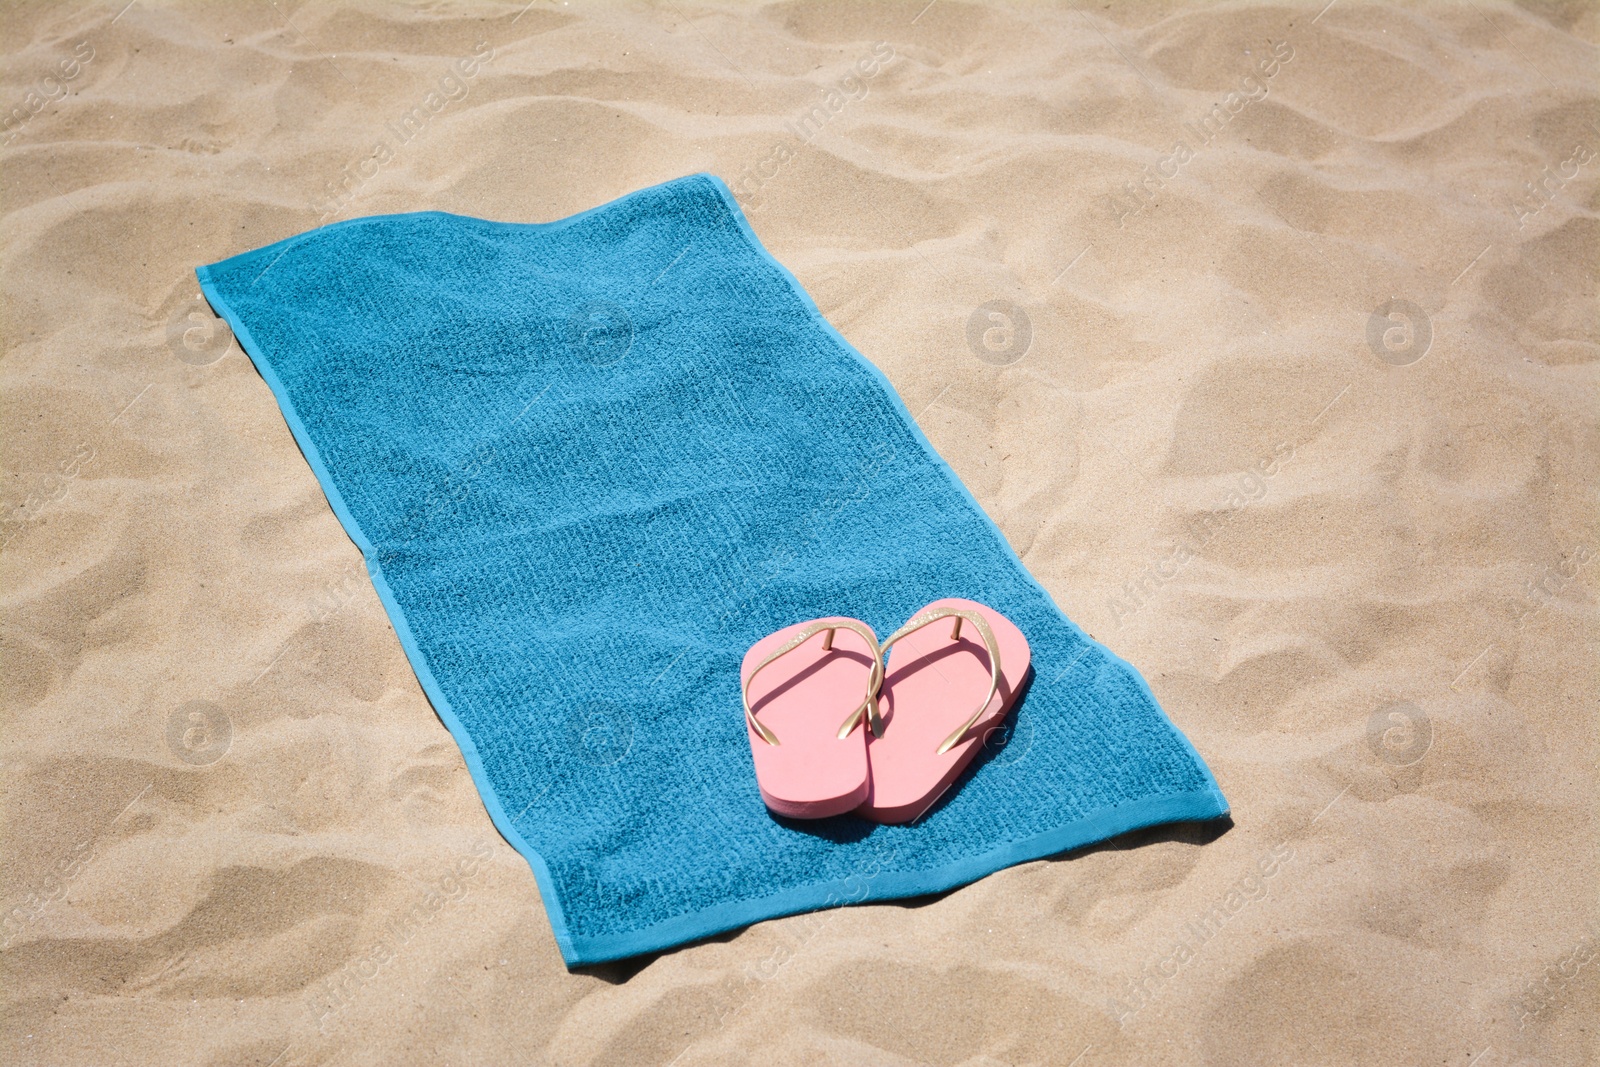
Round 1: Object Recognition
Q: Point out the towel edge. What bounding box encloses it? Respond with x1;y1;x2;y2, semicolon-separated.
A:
564;786;1230;965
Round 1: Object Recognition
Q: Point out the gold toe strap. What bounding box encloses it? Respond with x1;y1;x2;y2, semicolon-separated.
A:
743;619;883;746
876;608;1002;755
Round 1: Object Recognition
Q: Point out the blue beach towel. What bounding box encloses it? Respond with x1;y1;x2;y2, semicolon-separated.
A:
197;174;1228;966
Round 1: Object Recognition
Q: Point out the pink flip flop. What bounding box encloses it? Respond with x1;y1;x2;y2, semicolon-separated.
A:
741;617;885;819
855;598;1031;824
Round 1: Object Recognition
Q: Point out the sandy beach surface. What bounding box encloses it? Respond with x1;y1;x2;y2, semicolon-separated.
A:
3;2;1597;1064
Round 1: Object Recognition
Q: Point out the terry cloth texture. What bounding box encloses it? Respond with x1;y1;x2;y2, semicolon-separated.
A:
196;174;1229;966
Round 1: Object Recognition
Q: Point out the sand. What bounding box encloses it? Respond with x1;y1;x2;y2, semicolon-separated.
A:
3;1;1597;1064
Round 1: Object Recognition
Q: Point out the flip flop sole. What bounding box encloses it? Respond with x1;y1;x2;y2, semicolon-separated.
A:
855;598;1031;824
742;617;876;819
